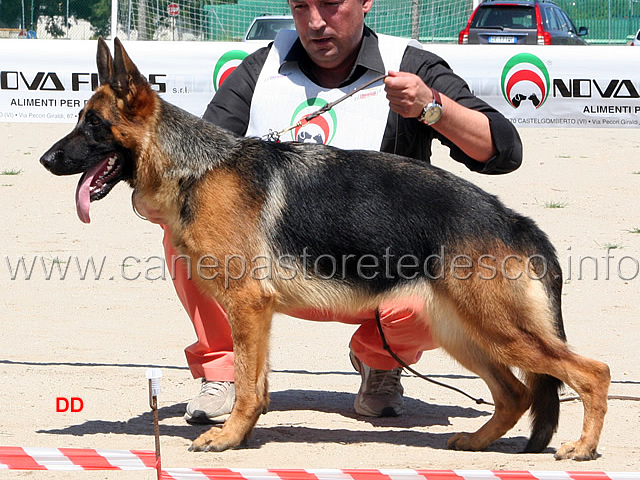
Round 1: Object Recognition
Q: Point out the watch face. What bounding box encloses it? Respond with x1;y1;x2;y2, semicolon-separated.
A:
423;104;442;124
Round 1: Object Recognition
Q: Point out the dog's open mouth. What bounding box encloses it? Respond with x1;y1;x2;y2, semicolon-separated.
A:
75;154;123;224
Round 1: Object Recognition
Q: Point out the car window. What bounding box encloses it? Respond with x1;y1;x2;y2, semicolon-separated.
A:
471;6;535;29
245;18;295;41
552;7;571;33
541;6;560;31
556;9;576;33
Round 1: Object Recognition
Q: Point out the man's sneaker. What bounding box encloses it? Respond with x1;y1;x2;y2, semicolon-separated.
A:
349;349;404;417
184;379;235;424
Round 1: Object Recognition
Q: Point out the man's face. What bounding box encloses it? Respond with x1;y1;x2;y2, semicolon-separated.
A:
289;0;373;71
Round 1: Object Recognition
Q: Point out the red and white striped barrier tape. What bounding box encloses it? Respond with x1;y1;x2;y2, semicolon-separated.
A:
0;446;155;471
0;447;637;480
159;468;637;480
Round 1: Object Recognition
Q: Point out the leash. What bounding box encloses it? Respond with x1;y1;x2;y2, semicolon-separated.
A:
264;74;388;143
374;308;494;407
375;308;640;407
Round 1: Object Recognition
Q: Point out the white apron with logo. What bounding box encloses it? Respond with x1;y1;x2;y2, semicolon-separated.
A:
246;30;420;149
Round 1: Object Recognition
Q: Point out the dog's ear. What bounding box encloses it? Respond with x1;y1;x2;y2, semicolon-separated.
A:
96;37;114;86
111;37;150;106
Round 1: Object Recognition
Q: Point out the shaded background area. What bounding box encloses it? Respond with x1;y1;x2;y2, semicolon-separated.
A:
1;0;639;44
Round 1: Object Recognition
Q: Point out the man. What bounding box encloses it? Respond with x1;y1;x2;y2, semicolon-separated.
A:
137;0;522;424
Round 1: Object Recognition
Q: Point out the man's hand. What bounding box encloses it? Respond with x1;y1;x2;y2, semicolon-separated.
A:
385;71;496;163
384;70;433;119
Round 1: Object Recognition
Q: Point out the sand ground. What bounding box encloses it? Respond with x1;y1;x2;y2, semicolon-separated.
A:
1;123;639;477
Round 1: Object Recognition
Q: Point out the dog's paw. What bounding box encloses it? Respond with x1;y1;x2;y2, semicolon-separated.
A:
447;432;487;451
554;441;598;461
189;427;244;452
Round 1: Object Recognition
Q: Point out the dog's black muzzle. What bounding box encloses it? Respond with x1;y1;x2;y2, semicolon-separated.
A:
40;148;70;175
39;130;99;176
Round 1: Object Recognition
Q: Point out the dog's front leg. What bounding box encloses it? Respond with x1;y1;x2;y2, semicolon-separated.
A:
190;290;274;452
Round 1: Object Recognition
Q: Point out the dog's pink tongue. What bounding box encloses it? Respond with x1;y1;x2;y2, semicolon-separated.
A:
75;159;109;224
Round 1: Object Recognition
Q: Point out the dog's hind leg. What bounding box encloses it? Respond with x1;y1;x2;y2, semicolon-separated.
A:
477;332;609;460
190;287;275;452
486;300;609;460
439;272;610;460
431;303;531;451
447;362;530;452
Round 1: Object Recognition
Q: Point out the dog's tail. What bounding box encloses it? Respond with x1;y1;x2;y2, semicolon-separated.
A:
523;373;563;453
523;252;566;454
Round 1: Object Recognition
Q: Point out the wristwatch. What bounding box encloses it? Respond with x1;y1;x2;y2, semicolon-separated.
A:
417;88;443;125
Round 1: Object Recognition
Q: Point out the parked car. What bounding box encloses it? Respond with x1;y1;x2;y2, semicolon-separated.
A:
243;15;295;42
458;0;588;45
631;27;640;46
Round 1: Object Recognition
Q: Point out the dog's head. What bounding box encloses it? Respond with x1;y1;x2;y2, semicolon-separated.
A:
40;37;155;223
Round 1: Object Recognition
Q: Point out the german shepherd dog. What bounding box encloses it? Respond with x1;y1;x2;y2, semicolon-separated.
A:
41;38;610;460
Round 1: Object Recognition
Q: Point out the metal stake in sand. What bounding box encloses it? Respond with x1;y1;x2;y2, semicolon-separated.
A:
145;368;162;480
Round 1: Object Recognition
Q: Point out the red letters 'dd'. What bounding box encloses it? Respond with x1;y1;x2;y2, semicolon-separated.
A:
56;397;84;412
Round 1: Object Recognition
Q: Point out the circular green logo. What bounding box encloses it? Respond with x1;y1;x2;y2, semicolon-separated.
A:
501;53;550;109
213;50;249;91
289;98;338;145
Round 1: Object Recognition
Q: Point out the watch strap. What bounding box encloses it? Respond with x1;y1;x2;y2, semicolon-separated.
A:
430;88;442;108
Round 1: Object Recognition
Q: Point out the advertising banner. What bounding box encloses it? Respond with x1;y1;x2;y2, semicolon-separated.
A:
0;39;262;123
1;39;639;127
440;44;640;128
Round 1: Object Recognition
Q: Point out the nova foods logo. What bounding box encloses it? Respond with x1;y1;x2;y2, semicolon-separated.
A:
213;50;249;91
501;53;550;109
289;98;338;145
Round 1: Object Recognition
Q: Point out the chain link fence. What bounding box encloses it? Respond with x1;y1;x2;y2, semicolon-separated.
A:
0;0;638;44
555;0;640;44
113;0;472;42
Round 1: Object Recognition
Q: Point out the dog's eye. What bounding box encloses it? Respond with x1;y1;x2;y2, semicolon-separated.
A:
87;114;101;126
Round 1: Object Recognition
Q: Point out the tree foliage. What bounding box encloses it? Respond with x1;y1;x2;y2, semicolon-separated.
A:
0;0;239;37
0;0;110;37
